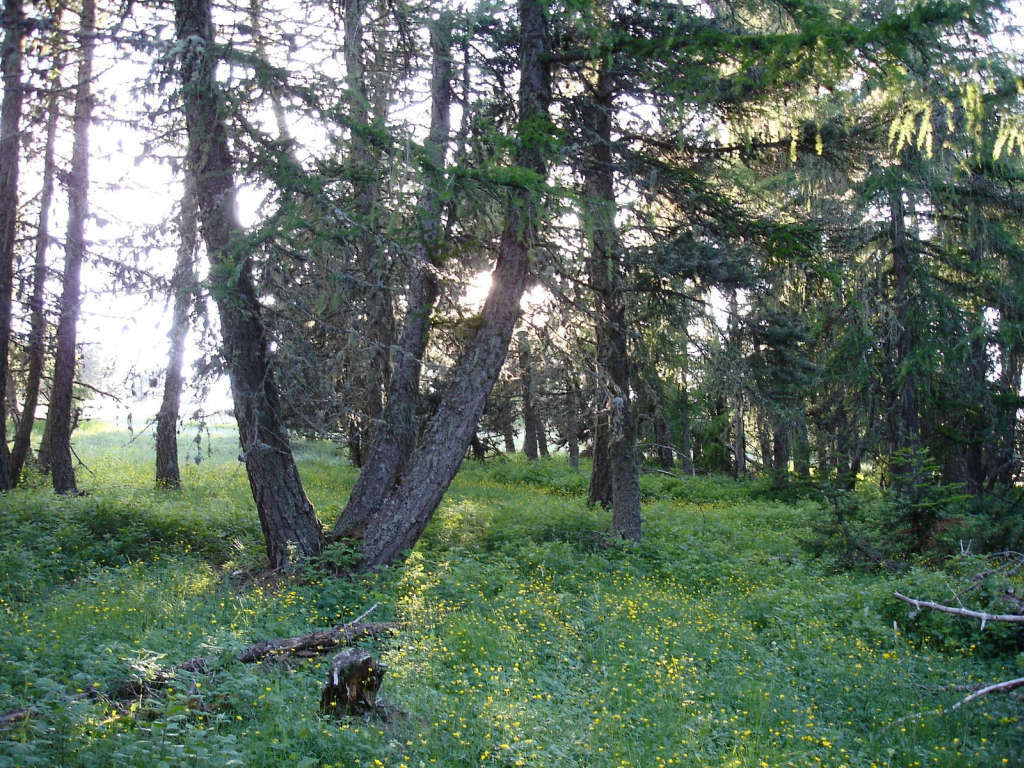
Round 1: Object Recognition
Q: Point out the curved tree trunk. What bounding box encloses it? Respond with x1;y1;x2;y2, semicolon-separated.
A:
155;172;198;488
174;0;323;567
0;0;25;490
11;27;61;482
333;16;452;539
50;0;96;495
354;0;551;569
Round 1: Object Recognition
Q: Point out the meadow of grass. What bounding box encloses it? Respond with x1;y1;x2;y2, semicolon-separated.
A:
0;422;1021;767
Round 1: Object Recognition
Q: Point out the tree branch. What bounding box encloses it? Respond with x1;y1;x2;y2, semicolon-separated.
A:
951;677;1024;710
892;591;1024;628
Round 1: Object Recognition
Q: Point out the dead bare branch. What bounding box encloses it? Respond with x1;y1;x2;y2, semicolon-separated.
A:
892;591;1024;629
951;677;1024;710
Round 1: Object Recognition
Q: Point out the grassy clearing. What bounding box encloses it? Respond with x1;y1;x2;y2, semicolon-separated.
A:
0;425;1020;767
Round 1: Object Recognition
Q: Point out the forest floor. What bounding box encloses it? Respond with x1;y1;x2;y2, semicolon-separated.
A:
0;422;1021;767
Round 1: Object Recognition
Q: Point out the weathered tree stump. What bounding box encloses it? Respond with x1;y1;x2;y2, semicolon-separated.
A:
319;648;386;716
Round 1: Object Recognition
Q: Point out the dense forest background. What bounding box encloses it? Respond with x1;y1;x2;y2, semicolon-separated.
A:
4;0;1024;567
2;0;1024;762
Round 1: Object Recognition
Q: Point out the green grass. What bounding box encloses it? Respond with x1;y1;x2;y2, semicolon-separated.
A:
0;427;1020;767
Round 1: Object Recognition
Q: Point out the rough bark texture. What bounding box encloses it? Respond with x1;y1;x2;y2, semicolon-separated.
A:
771;420;789;489
580;65;641;540
50;0;96;495
343;0;393;465
175;0;323;567
732;403;746;477
518;334;540;459
333;17;451;539
355;0;551;569
155;173;198;488
792;405;811;478
566;369;580;470
0;0;25;490
588;407;613;508
676;369;693;474
887;188;921;500
10;36;60;482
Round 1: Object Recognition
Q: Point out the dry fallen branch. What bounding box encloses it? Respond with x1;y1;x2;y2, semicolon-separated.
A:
951;677;1024;710
892;591;1024;629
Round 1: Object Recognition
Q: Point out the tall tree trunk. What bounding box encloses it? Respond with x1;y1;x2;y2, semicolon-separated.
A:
962;213;990;494
588;402;613;507
155;172;198;488
566;368;580;471
771;418;789;489
11;26;61;482
732;403;746;478
343;0;393;465
757;418;772;473
50;0;96;494
580;64;641;540
0;0;25;490
792;404;810;478
175;0;323;567
518;333;540;460
992;295;1023;486
334;16;451;539
355;0;551;569
887;188;922;500
676;367;693;474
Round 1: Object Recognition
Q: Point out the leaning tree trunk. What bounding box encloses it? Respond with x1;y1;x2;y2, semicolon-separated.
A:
0;0;25;490
175;0;323;567
11;26;61;483
579;64;641;540
354;0;551;569
155;172;198;488
50;0;96;495
333;16;452;540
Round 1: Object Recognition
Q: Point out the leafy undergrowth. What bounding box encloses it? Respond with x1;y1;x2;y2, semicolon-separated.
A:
0;426;1020;767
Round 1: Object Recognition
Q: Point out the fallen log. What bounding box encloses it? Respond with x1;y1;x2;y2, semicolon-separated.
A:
319;648;387;717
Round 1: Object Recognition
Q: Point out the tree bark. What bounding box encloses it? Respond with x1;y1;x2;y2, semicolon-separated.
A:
792;404;810;478
354;0;551;569
0;0;25;490
676;367;693;474
333;16;451;539
771;418;789;489
566;368;580;470
343;0;393;466
155;172;198;488
588;402;613;507
579;64;641;540
518;333;540;460
732;402;746;478
10;24;61;482
50;0;96;494
175;0;323;567
887;187;921;499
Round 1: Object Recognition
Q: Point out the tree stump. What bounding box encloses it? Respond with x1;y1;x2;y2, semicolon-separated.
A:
319;649;386;716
